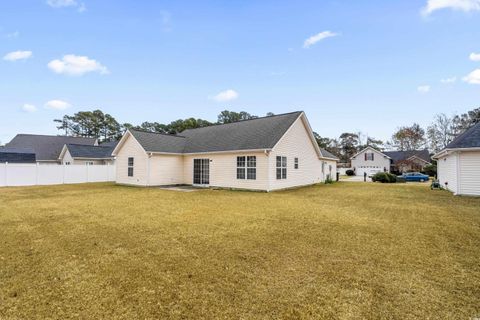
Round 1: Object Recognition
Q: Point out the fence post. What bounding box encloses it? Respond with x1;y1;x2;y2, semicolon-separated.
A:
4;162;7;187
35;162;39;185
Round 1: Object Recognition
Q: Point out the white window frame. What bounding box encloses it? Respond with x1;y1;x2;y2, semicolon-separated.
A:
276;156;287;180
237;156;256;180
127;157;134;177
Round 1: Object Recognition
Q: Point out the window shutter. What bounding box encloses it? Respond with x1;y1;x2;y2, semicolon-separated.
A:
372;153;374;161
365;153;367;161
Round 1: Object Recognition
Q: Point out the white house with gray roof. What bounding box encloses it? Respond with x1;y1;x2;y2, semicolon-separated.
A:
433;122;480;196
112;111;339;191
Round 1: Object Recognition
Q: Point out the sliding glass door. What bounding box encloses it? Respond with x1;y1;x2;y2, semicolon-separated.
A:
193;159;210;185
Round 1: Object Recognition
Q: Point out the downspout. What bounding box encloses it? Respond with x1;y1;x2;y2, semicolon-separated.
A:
146;153;152;187
265;149;271;192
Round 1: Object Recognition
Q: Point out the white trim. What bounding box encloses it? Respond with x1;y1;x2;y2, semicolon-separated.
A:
180;148;271;156
350;146;390;160
271;112;323;159
406;155;431;164
433;147;480;159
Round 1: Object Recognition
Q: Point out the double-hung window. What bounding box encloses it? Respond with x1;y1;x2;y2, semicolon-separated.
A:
365;152;374;161
276;156;287;179
127;157;134;177
237;156;256;180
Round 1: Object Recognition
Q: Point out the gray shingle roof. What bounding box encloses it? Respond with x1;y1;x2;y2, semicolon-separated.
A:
129;111;304;154
320;148;339;160
383;150;431;163
129;130;187;153
445;122;480;149
6;134;97;161
0;148;36;163
65;144;116;159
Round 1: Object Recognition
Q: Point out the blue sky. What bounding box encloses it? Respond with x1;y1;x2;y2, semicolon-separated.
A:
1;0;479;144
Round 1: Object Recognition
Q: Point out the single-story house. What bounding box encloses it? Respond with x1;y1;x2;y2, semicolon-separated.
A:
5;134;98;165
112;111;339;191
433;122;480;196
350;147;431;176
58;143;117;165
0;147;36;163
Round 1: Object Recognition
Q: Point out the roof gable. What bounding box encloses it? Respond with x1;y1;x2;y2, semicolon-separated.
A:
383;150;431;163
118;111;304;155
181;111;302;153
62;144;116;159
350;147;390;160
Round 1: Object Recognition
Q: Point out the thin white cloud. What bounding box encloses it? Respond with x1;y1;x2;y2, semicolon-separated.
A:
47;54;108;76
7;31;19;39
417;85;431;93
45;100;72;110
21;104;37;113
469;52;480;61
422;0;480;15
46;0;86;12
3;50;32;61
463;69;480;84
303;31;339;49
441;76;457;83
211;89;239;102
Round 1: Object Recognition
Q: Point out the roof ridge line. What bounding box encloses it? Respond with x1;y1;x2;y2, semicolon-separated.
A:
181;111;303;133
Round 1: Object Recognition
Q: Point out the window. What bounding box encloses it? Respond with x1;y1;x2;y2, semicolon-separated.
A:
365;152;374;161
65;161;71;165
128;157;134;177
294;157;299;169
237;156;256;180
276;156;287;179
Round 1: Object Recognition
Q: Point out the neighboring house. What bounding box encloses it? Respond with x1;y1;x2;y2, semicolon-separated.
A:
433;122;480;196
350;147;391;176
5;134;97;165
0;147;36;163
383;150;431;173
112;111;339;191
351;147;431;176
58;143;117;165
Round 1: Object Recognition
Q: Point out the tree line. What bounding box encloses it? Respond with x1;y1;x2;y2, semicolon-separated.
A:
54;110;266;142
53;107;479;163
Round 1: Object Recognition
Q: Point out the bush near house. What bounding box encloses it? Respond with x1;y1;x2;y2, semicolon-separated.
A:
345;169;355;176
372;172;397;183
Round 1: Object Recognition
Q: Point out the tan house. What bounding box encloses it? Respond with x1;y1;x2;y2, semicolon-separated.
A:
112;111;338;191
433;122;480;196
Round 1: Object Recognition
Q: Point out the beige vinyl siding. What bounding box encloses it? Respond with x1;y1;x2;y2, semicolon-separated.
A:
61;149;74;165
437;152;458;194
183;152;269;190
268;117;323;191
458;151;480;196
61;150;113;165
149;154;184;186
115;134;148;186
351;148;390;175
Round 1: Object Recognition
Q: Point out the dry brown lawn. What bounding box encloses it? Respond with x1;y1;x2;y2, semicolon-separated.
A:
0;182;479;319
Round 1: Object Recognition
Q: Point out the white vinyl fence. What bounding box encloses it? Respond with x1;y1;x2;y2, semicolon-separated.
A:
0;163;116;187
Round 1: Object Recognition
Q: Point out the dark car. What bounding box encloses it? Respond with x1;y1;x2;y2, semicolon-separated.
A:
400;172;429;182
